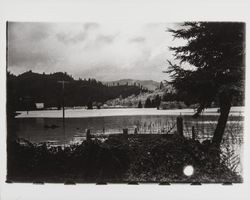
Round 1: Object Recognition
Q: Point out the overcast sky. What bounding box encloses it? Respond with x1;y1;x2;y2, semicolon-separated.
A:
8;22;183;82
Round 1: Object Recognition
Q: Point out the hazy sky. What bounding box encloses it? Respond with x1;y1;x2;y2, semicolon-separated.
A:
8;22;184;82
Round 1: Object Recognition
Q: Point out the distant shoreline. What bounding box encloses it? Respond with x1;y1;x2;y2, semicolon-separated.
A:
15;106;244;118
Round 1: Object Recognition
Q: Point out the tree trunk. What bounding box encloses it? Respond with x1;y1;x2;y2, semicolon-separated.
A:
212;93;232;147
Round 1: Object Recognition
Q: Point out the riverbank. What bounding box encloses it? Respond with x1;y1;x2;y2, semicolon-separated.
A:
7;134;242;183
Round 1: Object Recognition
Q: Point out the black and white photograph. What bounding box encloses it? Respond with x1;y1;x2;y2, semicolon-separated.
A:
6;21;245;184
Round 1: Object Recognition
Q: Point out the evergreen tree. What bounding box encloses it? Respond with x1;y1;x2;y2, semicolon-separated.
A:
159;81;164;89
144;98;152;108
151;99;155;107
167;22;245;146
87;100;93;109
138;100;142;108
154;94;161;109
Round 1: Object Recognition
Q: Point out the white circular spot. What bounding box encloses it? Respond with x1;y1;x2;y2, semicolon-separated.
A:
183;165;194;176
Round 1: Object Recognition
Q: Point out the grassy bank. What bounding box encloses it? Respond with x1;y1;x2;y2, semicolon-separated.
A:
7;134;242;183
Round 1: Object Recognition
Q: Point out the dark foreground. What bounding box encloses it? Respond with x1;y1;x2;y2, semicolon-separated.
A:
7;134;242;183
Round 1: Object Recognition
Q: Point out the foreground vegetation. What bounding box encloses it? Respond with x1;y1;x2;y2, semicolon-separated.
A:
7;134;242;183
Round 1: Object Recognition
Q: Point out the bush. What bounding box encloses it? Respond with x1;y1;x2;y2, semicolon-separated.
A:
7;135;242;183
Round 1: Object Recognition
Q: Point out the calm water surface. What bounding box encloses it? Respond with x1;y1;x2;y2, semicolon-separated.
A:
13;114;243;146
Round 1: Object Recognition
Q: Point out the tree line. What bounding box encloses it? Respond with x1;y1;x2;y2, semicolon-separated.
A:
138;95;161;109
7;71;145;111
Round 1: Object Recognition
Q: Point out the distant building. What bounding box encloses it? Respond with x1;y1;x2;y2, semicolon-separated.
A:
35;103;44;110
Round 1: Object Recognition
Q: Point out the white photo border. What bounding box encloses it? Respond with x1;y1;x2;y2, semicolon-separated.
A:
0;0;250;199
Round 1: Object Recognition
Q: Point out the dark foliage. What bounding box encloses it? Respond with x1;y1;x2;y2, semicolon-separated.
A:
153;94;161;109
138;100;142;108
7;138;130;182
87;101;93;109
167;22;245;110
163;92;179;102
166;22;245;146
144;95;161;108
144;98;152;108
7;135;242;183
7;71;142;111
159;81;164;89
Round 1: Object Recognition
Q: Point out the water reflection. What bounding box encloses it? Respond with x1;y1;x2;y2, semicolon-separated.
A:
14;115;243;145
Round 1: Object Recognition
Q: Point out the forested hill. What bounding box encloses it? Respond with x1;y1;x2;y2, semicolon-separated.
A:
105;79;160;91
7;71;145;111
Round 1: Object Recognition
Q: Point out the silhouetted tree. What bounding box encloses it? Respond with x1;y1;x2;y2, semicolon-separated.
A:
87;101;93;109
154;95;161;109
167;22;245;147
159;81;164;89
163;92;178;102
144;98;152;108
138;100;142;108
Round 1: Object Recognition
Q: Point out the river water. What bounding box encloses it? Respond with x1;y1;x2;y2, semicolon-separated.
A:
12;108;243;145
